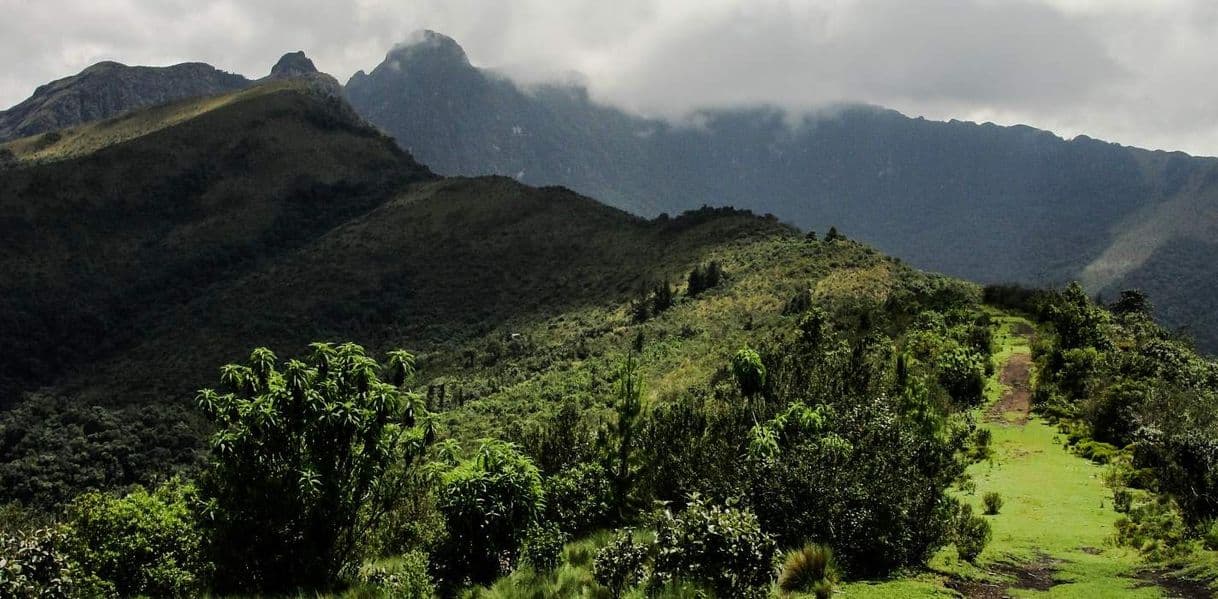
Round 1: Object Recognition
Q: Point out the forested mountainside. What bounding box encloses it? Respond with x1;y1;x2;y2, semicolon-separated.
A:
347;31;1218;352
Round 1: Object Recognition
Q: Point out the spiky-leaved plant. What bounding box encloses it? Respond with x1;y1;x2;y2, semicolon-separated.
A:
778;543;839;598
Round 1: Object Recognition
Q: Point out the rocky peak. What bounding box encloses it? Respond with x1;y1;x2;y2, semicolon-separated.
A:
268;51;319;79
384;30;472;70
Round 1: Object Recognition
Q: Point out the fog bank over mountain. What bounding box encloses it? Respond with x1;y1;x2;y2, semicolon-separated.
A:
4;0;1218;156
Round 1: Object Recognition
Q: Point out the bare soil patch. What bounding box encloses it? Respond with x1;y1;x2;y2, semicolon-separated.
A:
1133;568;1215;598
946;555;1060;598
987;352;1032;425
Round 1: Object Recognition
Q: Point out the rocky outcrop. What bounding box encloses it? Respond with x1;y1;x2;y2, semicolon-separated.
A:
0;62;250;141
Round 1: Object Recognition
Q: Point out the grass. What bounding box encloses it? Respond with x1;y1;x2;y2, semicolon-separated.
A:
839;313;1162;598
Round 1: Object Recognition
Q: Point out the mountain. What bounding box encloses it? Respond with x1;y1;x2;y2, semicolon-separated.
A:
0;77;797;505
0;61;248;141
0;51;338;143
347;31;1218;351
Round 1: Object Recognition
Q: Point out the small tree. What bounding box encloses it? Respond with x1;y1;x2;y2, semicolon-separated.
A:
609;352;645;518
196;343;433;592
705;261;723;288
825;226;841;242
732;347;767;398
652;280;674;315
435;439;544;585
687;266;705;296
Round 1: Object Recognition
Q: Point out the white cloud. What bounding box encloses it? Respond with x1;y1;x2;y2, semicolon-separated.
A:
2;0;1217;155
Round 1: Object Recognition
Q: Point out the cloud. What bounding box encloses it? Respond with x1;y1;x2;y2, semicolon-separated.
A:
2;0;1217;156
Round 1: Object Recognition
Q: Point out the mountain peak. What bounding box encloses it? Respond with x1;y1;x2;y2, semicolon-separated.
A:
269;51;318;79
386;30;471;68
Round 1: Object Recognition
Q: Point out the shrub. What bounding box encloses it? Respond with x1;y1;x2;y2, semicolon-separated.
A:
1204;520;1218;551
61;479;210;597
1075;439;1120;464
1113;488;1133;514
519;523;567;573
1084;381;1148;447
0;527;112;599
197;343;433;592
982;492;1003;515
357;551;433;599
731;348;767;397
748;395;963;576
954;503;991;562
435;439;544;585
777;543;838;598
543;462;614;536
651;497;778;598
593;530;649;598
970;428;994;461
936;345;986;407
1113;499;1192;560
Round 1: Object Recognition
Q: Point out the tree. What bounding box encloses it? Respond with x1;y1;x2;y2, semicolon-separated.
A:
196;343;433;592
825;226;841;242
705;261;723;289
609;352;645;518
652;280;674;315
1110;289;1153;318
687;267;705;297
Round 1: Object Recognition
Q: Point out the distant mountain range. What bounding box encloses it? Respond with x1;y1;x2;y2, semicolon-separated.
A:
4;31;1217;351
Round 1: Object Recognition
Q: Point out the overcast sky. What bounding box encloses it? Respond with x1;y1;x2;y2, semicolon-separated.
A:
3;0;1217;156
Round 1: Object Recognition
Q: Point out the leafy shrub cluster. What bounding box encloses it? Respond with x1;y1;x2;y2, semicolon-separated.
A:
590;498;778;598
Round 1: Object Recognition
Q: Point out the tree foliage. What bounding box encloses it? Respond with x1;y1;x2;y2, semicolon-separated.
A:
196;343;432;592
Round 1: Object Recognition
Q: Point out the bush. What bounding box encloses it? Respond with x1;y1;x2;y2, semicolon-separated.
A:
1113;488;1133;514
0;527;112;599
1204;520;1218;551
61;479;210;597
357;552;434;599
1075;439;1120;464
747;395;963;576
435;439;544;585
519;523;567;573
543;462;614;536
777;543;838;598
936;345;986;407
1113;499;1192;560
592;530;649;598
731;348;767;397
651;497;777;598
954;503;991;562
982;492;1003;515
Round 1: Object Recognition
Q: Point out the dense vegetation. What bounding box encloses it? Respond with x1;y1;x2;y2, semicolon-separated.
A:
1;224;1016;596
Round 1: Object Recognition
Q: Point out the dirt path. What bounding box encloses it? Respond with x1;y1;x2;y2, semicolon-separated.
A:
986;352;1032;425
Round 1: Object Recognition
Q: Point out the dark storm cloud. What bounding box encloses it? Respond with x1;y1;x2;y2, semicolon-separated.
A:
2;0;1216;155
